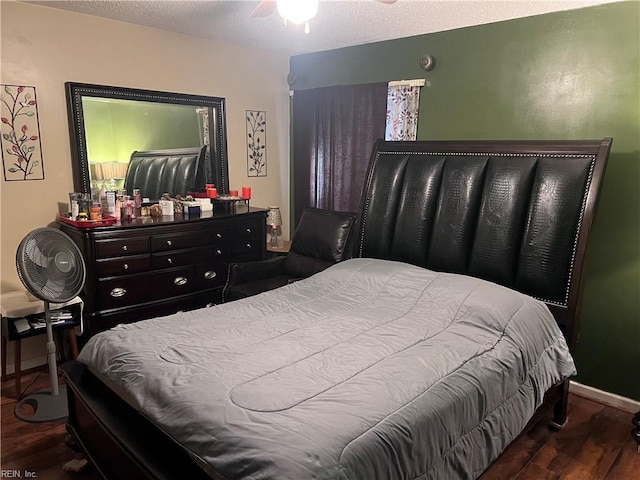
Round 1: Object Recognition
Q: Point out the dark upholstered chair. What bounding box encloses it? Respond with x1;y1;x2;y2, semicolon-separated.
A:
123;146;207;200
222;208;357;302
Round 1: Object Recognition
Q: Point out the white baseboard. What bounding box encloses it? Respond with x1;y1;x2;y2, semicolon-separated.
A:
570;381;640;413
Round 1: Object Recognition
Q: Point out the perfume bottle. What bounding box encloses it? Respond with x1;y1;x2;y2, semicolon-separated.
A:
133;188;142;217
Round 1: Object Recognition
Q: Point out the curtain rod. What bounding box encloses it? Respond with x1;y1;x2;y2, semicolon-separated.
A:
388;79;426;87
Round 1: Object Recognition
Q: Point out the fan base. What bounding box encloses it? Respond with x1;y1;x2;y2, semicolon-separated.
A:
15;385;68;423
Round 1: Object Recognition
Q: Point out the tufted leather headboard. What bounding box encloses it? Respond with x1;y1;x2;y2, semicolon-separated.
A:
123;146;207;200
355;139;611;350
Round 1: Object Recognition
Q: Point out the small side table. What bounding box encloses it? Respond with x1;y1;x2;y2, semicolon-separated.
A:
267;240;291;258
1;293;82;397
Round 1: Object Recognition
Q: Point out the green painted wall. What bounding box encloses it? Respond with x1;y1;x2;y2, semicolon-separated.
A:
290;1;640;400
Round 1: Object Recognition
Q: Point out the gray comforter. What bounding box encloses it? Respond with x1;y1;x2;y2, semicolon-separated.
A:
78;258;576;480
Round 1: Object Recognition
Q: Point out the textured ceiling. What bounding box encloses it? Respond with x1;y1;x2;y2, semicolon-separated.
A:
24;0;620;55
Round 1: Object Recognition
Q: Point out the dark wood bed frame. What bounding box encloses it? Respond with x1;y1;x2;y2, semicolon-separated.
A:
61;138;612;480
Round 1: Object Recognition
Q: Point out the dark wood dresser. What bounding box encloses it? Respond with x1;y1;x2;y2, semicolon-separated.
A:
58;207;267;342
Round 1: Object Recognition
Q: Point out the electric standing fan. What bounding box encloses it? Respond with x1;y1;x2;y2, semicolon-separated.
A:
14;227;86;422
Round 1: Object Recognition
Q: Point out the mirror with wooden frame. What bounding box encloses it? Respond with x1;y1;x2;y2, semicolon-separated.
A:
65;82;229;198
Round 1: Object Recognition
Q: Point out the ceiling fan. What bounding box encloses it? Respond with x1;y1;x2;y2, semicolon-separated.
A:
251;0;398;33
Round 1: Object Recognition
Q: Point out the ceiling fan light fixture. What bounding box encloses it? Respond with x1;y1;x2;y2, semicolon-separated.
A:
277;0;319;26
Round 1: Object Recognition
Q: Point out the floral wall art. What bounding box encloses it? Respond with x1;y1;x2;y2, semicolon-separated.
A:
1;85;44;181
246;110;267;177
385;83;422;141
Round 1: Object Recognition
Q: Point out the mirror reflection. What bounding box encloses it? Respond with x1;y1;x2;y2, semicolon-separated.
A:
66;83;229;200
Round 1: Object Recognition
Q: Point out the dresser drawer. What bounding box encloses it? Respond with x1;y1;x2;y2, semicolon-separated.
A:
96;254;151;277
87;296;197;336
151;245;228;270
235;222;261;240
195;261;227;290
193;289;223;308
97;266;195;310
232;219;263;256
232;238;261;256
151;229;227;252
95;237;150;259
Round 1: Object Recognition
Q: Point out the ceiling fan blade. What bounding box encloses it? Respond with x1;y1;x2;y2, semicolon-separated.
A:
250;0;277;18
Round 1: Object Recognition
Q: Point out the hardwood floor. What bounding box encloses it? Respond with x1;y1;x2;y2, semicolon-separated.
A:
479;391;640;480
1;368;100;480
1;367;638;479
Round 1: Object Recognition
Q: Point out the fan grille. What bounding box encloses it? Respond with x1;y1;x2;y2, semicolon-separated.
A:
16;227;86;303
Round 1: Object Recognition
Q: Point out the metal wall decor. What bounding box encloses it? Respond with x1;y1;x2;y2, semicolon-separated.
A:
246;110;267;177
1;85;45;181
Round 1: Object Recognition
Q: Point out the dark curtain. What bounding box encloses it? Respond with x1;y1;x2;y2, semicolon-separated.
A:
292;82;387;225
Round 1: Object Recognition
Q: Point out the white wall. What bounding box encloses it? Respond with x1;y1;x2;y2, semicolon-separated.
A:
0;1;291;374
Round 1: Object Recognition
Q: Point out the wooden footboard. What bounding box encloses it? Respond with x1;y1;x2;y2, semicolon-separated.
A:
61;361;216;480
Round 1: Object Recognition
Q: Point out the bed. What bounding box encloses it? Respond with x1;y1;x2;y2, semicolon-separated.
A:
123;146;208;200
61;138;612;480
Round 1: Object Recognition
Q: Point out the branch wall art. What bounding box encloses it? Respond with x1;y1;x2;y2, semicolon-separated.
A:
246;110;267;177
1;85;44;181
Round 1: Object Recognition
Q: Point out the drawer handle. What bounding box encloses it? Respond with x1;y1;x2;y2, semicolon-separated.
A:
167;258;173;264
216;249;222;255
110;287;127;298
122;245;128;251
166;240;172;246
204;271;217;280
174;276;188;286
246;228;252;233
246;243;252;248
216;233;222;238
123;263;128;270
